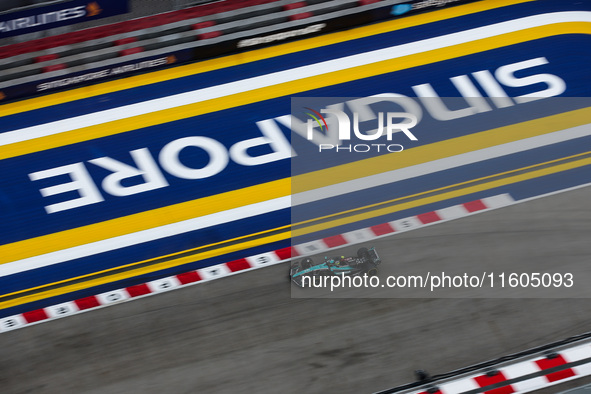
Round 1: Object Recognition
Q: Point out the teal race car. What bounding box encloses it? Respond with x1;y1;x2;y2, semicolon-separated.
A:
290;247;381;287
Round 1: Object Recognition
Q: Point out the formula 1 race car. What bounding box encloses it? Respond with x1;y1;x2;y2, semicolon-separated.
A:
290;247;381;287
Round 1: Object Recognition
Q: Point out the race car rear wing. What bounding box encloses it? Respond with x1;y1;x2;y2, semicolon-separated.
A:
368;247;381;265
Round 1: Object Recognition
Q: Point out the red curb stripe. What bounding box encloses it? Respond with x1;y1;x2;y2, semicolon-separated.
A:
226;258;252;272
22;309;49;323
323;234;347;248
370;223;395;236
417;211;441;224
474;371;515;394
126;283;152;297
275;246;295;260
176;271;202;284
74;296;101;310
536;354;576;382
463;199;488;213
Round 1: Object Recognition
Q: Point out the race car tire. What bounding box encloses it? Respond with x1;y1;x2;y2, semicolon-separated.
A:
301;257;314;269
289;262;298;280
365;262;379;277
290;264;305;287
357;247;370;260
291;276;305;287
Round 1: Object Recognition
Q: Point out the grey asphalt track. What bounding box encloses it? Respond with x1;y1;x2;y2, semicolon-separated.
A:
2;186;591;394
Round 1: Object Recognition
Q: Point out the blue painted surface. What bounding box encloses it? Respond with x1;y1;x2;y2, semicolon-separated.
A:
4;35;591;244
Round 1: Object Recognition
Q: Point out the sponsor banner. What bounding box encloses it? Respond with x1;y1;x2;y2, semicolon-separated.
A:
0;0;476;102
233;0;479;51
0;0;129;38
0;50;192;101
236;23;327;49
36;56;174;92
